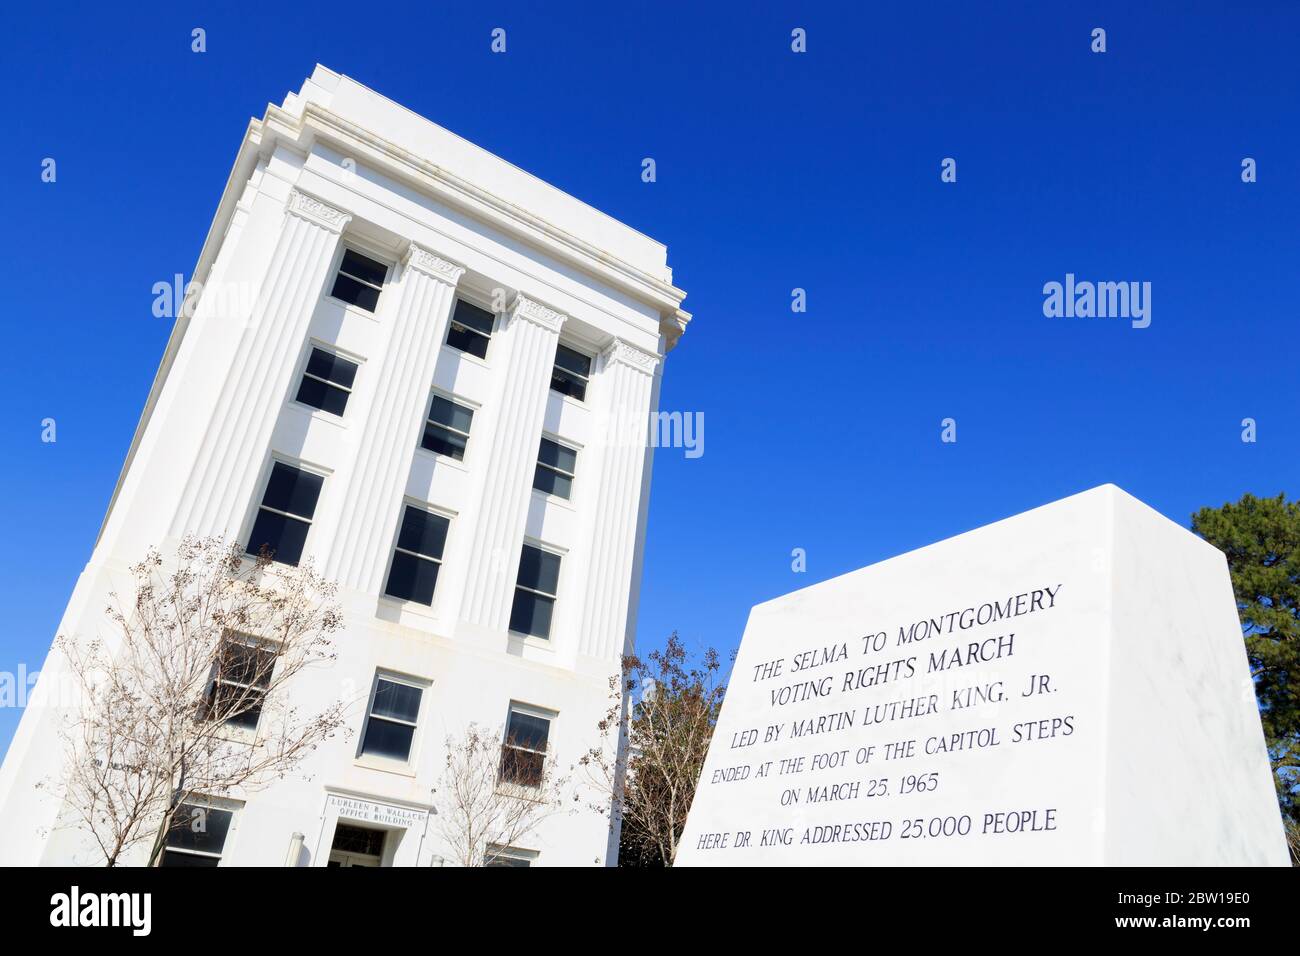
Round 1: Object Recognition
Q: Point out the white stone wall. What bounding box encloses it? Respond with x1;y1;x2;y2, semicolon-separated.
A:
0;66;688;867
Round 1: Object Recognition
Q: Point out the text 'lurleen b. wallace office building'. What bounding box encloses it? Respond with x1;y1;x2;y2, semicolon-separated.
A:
0;65;689;867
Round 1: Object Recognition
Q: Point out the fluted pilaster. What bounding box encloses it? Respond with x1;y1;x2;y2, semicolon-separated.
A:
577;340;660;659
173;189;351;540
326;243;464;590
459;294;567;630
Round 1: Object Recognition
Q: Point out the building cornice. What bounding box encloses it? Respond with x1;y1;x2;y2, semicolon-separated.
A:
258;102;688;320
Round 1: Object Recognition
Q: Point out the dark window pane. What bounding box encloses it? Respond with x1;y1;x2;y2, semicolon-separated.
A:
361;717;415;760
396;507;449;559
554;345;591;377
484;852;531;867
506;710;551;750
538;439;576;473
338;249;388;287
224;694;264;729
516;545;561;595
167;805;233;853
445;321;490;358
305;348;358;388
246;511;310;565
384;551;440;605
332;824;386;856
428;395;474;433
260;463;323;519
209;683;264;729
421;424;468;460
532;465;572;500
329;273;381;312
451;300;495;335
550;368;587;401
371;680;422;722
499;745;545;786
510;590;554;639
295;375;350;415
161;850;220;867
218;641;274;688
551;346;591;401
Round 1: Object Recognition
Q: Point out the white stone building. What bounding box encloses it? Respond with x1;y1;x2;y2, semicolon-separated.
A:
0;66;689;867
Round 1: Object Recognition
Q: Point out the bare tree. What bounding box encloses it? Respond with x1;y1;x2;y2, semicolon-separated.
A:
582;633;727;866
52;536;349;866
433;723;571;866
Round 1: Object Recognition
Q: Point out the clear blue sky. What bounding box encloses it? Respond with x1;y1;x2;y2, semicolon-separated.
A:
2;3;1297;759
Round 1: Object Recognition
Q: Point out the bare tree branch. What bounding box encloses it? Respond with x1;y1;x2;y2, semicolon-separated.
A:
433;723;572;867
53;536;350;866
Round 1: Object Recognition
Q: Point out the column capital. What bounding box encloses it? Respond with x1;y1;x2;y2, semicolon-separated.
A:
604;338;661;376
509;293;567;333
285;189;352;233
403;242;465;285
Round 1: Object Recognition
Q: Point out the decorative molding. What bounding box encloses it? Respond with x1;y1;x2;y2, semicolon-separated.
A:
605;338;660;376
285;189;352;233
403;242;465;285
510;293;567;333
261;102;688;317
660;308;690;353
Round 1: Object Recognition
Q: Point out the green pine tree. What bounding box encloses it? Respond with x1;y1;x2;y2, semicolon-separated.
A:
1192;493;1300;862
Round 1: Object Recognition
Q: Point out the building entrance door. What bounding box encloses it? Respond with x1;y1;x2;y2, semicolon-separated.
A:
327;822;387;867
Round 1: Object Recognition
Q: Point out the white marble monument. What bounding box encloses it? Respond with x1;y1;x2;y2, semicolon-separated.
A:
677;485;1289;866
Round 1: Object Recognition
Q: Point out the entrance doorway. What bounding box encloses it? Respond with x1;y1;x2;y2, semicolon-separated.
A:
327;822;386;867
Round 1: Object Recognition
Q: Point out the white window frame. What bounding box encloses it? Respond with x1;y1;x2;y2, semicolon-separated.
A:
381;500;455;609
484;844;539;867
509;541;564;641
356;670;429;769
326;244;392;314
419;390;477;463
533;434;579;501
161;796;242;867
551;341;593;402
241;455;331;566
205;631;275;732
442;293;499;363
291;339;363;418
500;701;557;789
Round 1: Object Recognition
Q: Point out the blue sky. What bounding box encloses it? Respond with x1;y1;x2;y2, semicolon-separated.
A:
2;2;1298;758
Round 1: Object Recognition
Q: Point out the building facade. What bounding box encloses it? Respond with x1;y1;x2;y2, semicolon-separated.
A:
0;66;689;866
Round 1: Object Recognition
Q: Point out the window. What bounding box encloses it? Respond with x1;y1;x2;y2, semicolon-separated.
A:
444;299;495;359
484;845;537;867
551;344;591;401
421;395;474;460
246;462;324;566
509;545;561;639
533;438;577;500
161;803;235;867
329;248;387;313
360;676;423;761
328;823;386;867
384;506;450;605
205;635;274;730
295;346;358;416
499;707;551;787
